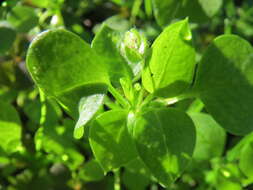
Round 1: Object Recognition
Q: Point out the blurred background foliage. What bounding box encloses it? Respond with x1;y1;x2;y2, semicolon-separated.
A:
1;0;253;189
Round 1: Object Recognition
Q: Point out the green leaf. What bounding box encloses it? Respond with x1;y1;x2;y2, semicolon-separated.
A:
189;113;226;161
79;159;105;182
91;24;132;85
133;108;196;187
89;110;138;172
198;0;223;17
143;19;196;98
174;0;222;23
153;0;182;27
0;23;16;55
195;35;253;135
7;5;38;32
35;120;84;170
74;94;105;139
227;132;253;161
122;169;150;190
23;99;61;126
26;29;109;117
0;101;22;153
239;142;253;180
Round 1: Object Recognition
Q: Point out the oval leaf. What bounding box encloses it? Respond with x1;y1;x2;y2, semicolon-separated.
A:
91;24;132;85
143;19;195;98
195;35;253;135
7;5;38;32
133;108;196;187
74;93;105;139
0;101;22;153
26;29;109;116
153;0;182;27
0;23;16;55
89;110;138;172
189;113;226;161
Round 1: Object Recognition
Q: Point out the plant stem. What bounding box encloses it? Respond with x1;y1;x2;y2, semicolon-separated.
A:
114;169;121;190
39;88;47;125
135;88;145;109
104;96;122;110
108;84;130;109
140;93;154;108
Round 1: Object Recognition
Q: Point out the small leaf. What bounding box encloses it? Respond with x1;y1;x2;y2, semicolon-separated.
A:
133;108;196;187
153;0;182;27
195;35;253;135
121;28;148;76
26;29;109;117
239;142;253;180
0;23;16;55
35;119;84;170
92;24;132;85
74;94;105;139
79;159;105;182
198;0;223;17
143;19;196;98
7;5;38;32
0;101;22;153
89;110;138;172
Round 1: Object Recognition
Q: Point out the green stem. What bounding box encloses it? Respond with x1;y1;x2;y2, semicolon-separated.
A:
131;0;143;24
104;96;122;110
135;88;145;109
114;169;121;190
39;88;47;125
108;84;130;109
140;93;154;108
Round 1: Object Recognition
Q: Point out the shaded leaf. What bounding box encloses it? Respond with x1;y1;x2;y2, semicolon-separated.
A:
133;108;196;187
89;110;138;172
7;5;38;32
0;101;22;153
92;24;132;85
0;23;16;54
189;113;226;161
195;35;253;135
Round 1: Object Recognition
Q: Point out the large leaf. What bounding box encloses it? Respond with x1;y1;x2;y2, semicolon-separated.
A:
133;108;196;187
142;19;195;98
153;0;182;27
91;24;132;85
7;5;38;32
195;35;253;135
89;110;138;172
0;101;22;154
189;113;226;161
26;29;109;117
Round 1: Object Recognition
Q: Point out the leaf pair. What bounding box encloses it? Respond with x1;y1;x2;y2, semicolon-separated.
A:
89;108;196;187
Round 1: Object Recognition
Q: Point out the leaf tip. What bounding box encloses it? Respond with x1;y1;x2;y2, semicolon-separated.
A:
73;125;84;139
